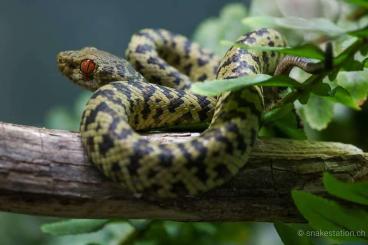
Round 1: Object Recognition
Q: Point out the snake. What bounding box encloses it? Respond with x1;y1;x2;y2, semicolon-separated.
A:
57;28;313;198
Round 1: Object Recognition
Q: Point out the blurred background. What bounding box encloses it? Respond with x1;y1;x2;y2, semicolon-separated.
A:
0;0;243;126
0;0;367;244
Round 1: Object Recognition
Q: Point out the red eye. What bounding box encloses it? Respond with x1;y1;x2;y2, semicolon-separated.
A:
80;59;96;76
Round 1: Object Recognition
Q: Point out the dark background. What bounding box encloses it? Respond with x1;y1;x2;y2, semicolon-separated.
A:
0;0;248;126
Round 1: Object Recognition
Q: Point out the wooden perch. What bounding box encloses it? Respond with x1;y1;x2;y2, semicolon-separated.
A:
0;121;367;222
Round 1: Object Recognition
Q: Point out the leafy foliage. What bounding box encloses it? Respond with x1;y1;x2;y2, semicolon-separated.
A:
243;16;344;36
41;219;111;236
191;74;301;96
274;222;313;245
323;172;368;205
290;173;368;242
41;1;368;245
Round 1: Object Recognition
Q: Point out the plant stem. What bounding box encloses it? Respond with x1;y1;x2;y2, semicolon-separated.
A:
276;38;367;108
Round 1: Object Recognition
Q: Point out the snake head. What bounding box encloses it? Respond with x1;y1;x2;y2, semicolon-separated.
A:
57;47;138;91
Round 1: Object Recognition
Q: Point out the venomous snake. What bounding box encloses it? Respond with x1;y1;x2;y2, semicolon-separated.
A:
57;28;313;198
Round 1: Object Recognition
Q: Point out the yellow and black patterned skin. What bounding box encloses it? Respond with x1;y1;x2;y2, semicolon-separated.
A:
126;28;220;90
57;28;286;198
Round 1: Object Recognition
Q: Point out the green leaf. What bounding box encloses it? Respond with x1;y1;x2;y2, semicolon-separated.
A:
242;16;344;36
298;93;310;105
263;103;306;140
344;0;368;8
364;57;368;68
41;219;110;235
263;104;294;123
292;191;368;241
361;45;368;56
275;121;307;140
274;222;313;245
341;59;364;72
348;25;368;38
311;83;331;96
233;43;325;60
192;3;249;56
302;94;334;130
328;67;340;81
323;172;368;206
327;86;360;110
337;71;368;107
191;75;300;96
128;219;151;231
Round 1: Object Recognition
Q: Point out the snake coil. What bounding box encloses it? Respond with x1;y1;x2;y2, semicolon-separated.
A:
57;28;287;198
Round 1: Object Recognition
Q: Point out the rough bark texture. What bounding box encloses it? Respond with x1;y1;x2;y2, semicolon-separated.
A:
0;121;367;222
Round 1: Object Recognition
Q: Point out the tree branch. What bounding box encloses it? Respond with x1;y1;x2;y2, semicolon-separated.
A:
0;121;367;222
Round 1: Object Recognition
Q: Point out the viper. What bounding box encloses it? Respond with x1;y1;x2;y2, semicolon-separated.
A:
57;28;316;198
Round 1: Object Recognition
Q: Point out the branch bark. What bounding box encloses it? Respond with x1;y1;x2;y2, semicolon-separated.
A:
0;121;367;222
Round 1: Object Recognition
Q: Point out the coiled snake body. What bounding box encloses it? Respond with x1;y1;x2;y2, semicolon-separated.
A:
58;28;287;198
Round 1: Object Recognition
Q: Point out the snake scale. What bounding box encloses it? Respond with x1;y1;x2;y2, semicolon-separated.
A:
57;28;288;198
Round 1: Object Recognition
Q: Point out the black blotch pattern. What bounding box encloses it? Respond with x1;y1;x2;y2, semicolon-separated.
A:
245;37;256;44
135;61;144;71
251;54;261;67
194;95;212;121
150;75;162;85
231;61;257;74
226;122;247;152
141;85;157;119
154;107;164;121
168;71;183;86
189;140;209;182
255;28;269;36
159;86;174;99
117;128;133;140
177;143;193;162
197;74;207;81
136;30;156;43
262;51;269;67
86;136;94;150
158;144;174;167
197;58;208;66
183;64;192;75
167;97;183;113
135;44;154;54
213;129;234;154
147;57;166;70
84;101;109;126
128;139;153;175
99;134;114;155
172;53;181;66
156;29;168;45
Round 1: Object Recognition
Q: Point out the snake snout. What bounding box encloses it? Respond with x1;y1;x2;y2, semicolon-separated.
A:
57;51;79;75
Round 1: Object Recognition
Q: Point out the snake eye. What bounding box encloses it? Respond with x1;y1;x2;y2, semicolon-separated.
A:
80;59;96;79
